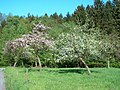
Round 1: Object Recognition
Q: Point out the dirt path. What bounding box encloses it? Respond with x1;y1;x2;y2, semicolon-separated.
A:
0;68;6;90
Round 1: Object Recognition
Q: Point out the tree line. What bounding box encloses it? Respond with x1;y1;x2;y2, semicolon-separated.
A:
0;0;120;68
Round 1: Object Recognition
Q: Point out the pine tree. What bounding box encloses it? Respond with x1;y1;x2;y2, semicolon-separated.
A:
86;5;95;28
94;0;104;10
93;0;104;27
64;12;71;22
114;0;120;33
52;12;59;20
103;0;115;34
44;13;48;17
59;13;63;19
72;5;86;25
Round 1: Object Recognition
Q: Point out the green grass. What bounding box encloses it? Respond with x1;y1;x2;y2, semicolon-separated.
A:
4;67;120;90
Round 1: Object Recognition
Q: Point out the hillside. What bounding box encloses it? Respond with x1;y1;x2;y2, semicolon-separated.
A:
0;0;120;68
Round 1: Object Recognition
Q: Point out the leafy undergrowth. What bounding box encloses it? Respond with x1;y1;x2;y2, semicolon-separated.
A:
4;67;120;90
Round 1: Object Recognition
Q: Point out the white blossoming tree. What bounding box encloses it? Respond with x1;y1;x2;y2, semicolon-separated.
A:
52;31;102;75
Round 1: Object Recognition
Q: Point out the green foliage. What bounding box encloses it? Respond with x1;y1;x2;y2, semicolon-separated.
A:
39;48;57;67
0;15;39;66
3;44;34;67
17;48;35;67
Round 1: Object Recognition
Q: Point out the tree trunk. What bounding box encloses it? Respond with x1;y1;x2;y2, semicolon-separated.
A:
35;60;37;67
13;62;17;67
37;55;42;68
107;59;110;68
26;68;28;82
107;52;110;68
80;58;91;75
22;62;24;67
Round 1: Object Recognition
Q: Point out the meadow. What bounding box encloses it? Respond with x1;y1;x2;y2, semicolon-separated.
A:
4;67;120;90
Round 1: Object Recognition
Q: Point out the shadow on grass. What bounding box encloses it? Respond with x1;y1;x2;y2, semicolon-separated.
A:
46;68;100;74
20;67;100;75
19;67;41;73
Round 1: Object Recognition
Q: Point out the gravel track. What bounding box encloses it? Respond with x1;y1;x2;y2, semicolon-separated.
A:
0;68;6;90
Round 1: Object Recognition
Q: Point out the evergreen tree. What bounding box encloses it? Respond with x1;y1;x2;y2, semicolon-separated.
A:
44;13;48;17
52;12;59;19
64;12;71;22
94;0;104;10
58;13;63;23
27;13;35;23
86;5;95;28
93;0;104;27
102;0;115;34
114;0;120;33
59;13;63;19
72;5;86;25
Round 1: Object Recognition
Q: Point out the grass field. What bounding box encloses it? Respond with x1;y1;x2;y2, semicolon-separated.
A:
4;67;120;90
